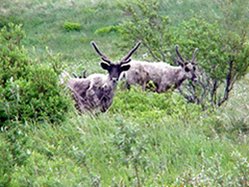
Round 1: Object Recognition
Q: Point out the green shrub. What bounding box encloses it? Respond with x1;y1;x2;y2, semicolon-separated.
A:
94;25;121;35
110;87;202;123
119;0;172;62
63;21;81;31
0;23;72;127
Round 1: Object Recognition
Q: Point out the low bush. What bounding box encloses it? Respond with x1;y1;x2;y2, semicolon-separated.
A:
110;86;202;123
0;23;72;127
94;25;120;35
63;21;81;31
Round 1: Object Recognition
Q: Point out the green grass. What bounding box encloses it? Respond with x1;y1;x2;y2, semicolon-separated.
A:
1;0;131;73
0;0;248;186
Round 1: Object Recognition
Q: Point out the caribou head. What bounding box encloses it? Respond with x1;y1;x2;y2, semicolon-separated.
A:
175;45;199;82
91;41;141;83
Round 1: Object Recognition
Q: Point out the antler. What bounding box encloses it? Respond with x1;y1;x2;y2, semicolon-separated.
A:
91;41;111;64
191;48;199;62
175;45;185;63
121;41;141;64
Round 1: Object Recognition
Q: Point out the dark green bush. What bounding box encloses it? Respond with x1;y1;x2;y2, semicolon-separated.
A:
63;21;81;31
0;23;72;127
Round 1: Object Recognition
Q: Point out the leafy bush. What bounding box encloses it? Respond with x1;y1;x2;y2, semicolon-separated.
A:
119;0;172;62
94;25;121;35
112;120;149;187
63;21;81;31
119;0;249;108
0;124;32;186
110;87;202;123
0;23;72;127
176;152;249;186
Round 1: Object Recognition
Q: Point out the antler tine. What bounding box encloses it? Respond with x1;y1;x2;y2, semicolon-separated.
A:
175;45;185;62
91;41;111;64
121;41;141;64
192;48;199;62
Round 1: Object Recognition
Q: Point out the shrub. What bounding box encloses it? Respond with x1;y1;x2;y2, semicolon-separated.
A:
119;0;172;62
94;25;121;35
0;23;72;127
63;21;81;31
110;87;202;123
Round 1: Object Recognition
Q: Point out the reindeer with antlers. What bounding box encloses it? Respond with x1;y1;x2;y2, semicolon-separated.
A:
63;41;141;113
122;45;198;93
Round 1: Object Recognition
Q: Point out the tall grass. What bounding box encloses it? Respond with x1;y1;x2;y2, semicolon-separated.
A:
1;87;248;186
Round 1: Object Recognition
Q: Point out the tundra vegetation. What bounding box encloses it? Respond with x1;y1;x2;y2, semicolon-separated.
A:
0;0;248;186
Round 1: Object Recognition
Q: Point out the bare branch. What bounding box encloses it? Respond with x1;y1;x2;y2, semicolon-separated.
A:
143;41;161;61
210;79;218;106
158;31;166;62
218;60;233;106
177;87;195;103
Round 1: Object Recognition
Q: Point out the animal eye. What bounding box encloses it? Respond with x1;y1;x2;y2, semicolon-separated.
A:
185;67;190;72
193;66;196;71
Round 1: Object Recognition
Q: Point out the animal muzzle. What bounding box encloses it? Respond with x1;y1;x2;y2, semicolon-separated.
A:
192;76;198;83
111;77;118;83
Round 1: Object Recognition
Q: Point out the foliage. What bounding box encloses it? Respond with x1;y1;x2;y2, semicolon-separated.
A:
176;152;249;186
63;21;81;32
0;24;28;83
216;0;249;35
94;25;121;35
110;87;202;122
120;0;172;62
0;23;72;127
119;0;249;108
1;108;248;186
112;119;149;186
0;125;31;186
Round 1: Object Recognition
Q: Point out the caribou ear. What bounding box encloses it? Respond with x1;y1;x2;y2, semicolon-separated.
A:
100;62;110;70
179;62;184;67
121;64;130;72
